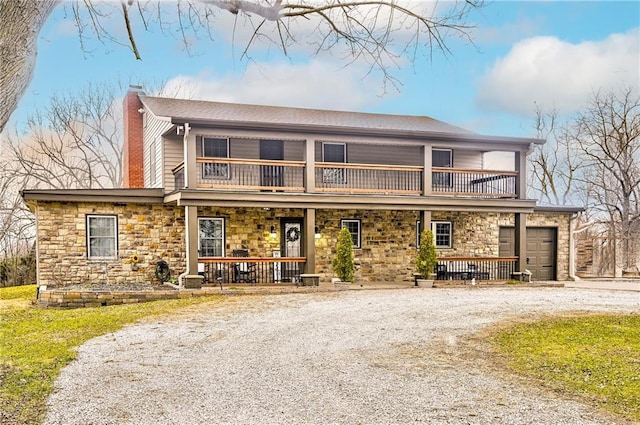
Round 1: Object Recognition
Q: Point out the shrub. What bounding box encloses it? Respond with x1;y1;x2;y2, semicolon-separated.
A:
332;227;355;282
415;229;438;279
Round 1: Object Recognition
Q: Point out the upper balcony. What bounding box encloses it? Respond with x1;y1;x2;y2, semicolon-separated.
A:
172;158;519;198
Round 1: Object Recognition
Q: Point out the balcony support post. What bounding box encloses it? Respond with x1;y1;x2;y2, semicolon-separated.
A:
515;150;527;199
303;208;316;273
419;210;432;234
181;204;203;289
304;139;315;192
515;212;527;273
183;124;197;189
422;145;432;196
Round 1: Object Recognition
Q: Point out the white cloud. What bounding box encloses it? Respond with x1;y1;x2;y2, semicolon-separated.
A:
476;29;640;116
161;59;388;111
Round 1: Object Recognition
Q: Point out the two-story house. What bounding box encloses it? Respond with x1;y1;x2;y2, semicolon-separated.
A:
22;87;580;289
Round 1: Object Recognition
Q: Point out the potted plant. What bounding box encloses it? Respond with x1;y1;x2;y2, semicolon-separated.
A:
332;227;355;288
415;229;438;287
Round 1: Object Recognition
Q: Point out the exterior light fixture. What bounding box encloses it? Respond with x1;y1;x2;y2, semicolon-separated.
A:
315;226;321;239
270;225;277;238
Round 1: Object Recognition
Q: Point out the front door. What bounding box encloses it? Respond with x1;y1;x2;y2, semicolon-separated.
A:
260;139;284;188
281;219;303;282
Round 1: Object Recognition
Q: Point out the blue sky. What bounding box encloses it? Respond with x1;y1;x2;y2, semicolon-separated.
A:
6;1;640;139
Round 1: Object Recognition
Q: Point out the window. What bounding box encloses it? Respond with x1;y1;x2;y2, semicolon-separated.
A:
432;148;453;187
199;218;225;257
322;142;346;183
417;220;452;249
86;215;117;259
201;137;230;179
341;219;361;248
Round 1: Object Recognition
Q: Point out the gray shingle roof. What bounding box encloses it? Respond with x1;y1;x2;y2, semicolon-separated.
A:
139;95;473;135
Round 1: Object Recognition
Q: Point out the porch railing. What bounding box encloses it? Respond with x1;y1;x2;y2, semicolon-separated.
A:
435;256;518;281
172;159;519;198
315;162;422;194
432;167;518;198
198;257;306;285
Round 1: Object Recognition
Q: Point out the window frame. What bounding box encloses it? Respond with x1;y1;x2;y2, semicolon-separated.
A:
86;214;118;260
322;142;347;184
416;220;452;249
432;148;453;187
198;217;226;258
201;137;230;180
340;218;361;249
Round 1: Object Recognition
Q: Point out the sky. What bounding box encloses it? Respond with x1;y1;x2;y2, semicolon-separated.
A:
4;0;640;140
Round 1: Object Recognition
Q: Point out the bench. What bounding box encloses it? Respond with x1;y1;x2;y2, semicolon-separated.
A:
299;274;321;286
511;270;532;282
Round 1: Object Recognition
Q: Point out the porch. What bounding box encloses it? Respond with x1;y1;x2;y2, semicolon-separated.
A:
172;159;519;198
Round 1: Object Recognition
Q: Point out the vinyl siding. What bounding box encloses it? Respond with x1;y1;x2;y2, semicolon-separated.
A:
143;113;172;188
164;135;183;192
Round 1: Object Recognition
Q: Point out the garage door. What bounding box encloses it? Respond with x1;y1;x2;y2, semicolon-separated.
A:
499;227;557;281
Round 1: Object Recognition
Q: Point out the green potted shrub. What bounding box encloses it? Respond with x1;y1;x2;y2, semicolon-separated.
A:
415;229;438;287
332;227;355;287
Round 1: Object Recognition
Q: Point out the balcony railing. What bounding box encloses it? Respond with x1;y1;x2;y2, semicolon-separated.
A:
199;257;306;285
315;162;422;194
435;256;518;281
432;167;518;198
172;159;519;198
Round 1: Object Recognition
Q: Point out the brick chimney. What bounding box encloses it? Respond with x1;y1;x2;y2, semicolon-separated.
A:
123;86;145;188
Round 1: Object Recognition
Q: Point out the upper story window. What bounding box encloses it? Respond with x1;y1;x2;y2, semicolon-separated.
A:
433;148;453;186
341;219;361;248
322;142;346;183
198;217;225;257
201;137;230;179
86;215;118;260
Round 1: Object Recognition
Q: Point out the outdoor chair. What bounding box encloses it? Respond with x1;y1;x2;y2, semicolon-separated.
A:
232;249;257;284
435;263;448;280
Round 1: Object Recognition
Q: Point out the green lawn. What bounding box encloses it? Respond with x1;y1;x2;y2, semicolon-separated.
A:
491;313;640;422
0;285;224;425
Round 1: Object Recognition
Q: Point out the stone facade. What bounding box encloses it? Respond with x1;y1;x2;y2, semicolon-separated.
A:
33;201;572;287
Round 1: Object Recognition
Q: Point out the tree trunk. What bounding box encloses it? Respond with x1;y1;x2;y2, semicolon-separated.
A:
0;0;58;133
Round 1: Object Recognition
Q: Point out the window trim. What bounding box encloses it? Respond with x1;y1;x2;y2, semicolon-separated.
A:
198;217;226;258
432;148;453;187
201;137;230;180
340;218;361;249
86;214;118;260
322;142;347;184
416;220;452;249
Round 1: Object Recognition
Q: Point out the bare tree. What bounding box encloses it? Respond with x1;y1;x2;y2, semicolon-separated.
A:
528;104;582;206
7;82;125;189
0;0;484;133
569;88;640;272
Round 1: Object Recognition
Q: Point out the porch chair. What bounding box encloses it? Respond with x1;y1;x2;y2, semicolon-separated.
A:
232;249;257;284
435;263;448;280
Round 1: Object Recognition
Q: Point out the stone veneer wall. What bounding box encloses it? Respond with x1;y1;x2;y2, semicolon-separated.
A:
35;201;185;288
34;201;572;287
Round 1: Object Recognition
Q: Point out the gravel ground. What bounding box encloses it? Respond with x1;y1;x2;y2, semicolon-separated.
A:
44;287;639;425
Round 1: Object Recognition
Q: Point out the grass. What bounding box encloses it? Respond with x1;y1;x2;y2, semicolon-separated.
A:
490;313;640;422
0;285;224;425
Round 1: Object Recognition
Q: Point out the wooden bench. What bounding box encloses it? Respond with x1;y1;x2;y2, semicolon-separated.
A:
299;274;321;286
511;271;532;282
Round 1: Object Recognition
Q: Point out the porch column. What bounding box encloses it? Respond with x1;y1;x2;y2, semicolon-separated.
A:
182;205;203;289
183;124;197;189
419;210;432;234
303;208;316;273
304;139;315;192
515;213;527;272
422;144;432;196
515;151;527;199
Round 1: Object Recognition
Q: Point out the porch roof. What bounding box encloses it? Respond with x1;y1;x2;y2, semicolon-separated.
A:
20;189;165;211
164;190;538;213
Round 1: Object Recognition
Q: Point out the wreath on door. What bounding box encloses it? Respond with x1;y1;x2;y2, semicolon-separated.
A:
286;227;300;242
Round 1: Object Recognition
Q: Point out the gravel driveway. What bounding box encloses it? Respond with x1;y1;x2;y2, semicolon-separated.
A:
45;287;639;425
